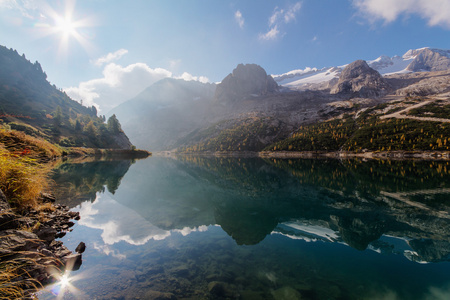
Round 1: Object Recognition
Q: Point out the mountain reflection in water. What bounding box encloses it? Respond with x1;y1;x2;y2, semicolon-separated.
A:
41;156;450;299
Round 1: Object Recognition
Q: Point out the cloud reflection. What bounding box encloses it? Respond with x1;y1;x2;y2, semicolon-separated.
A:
77;193;209;247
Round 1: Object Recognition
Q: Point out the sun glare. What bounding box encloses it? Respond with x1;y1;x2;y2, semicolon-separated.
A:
35;0;95;58
44;268;87;299
59;273;71;287
55;16;77;37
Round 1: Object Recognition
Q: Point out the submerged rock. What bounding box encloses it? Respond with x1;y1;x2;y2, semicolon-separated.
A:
208;281;239;298
144;290;177;300
271;286;303;300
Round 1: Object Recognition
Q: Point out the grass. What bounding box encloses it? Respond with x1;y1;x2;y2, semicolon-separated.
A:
0;129;56;298
0;249;63;300
0;147;48;211
0;129;63;162
0;253;43;300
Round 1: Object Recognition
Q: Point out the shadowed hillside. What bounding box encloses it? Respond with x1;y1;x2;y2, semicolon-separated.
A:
0;45;132;149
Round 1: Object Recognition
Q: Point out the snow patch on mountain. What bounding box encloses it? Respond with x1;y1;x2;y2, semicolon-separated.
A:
273;67;341;88
273;47;449;90
368;55;414;75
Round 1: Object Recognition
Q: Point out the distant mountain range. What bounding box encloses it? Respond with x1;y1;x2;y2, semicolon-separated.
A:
2;43;449;154
110;47;450;153
272;47;450;90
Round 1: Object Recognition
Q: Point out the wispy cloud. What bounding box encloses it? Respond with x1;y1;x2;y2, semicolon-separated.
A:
259;25;280;41
235;10;244;28
93;49;128;66
0;0;42;18
260;2;302;41
284;2;302;23
353;0;450;29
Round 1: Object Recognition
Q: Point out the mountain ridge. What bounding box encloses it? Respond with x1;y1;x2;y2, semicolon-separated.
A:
109;49;450;153
273;47;450;91
0;45;133;150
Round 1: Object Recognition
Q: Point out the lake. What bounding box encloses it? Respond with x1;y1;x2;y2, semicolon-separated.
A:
38;156;450;299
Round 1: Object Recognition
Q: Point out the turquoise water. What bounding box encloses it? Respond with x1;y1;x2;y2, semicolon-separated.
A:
39;157;450;299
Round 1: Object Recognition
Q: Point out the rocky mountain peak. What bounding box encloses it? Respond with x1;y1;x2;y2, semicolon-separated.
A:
406;48;450;72
215;64;278;102
331;60;391;97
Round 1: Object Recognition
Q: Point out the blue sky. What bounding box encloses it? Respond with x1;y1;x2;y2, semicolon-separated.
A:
1;0;450;113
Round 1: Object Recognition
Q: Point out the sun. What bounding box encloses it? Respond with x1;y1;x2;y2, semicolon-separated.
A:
55;15;77;38
35;0;95;58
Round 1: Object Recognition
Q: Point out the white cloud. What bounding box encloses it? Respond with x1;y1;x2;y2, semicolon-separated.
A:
260;2;302;41
64;62;173;113
65;60;210;113
177;72;209;83
93;243;126;259
353;0;450;28
93;49;128;66
78;194;171;246
77;193;210;246
235;10;244;28
259;25;280;40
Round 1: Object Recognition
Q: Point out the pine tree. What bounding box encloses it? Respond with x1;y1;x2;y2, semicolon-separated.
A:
54;106;63;127
107;114;122;134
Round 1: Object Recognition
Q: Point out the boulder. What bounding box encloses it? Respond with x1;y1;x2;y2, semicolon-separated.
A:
63;253;82;271
39;192;56;203
75;241;86;254
0;230;41;255
36;226;57;242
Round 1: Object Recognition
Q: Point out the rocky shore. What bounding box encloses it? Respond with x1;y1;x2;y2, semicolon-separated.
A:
0;189;84;297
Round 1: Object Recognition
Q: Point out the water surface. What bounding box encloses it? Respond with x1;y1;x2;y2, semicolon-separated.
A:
40;157;450;299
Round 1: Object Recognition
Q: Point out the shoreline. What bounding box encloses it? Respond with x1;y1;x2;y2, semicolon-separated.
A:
159;150;450;160
258;150;450;160
66;148;152;160
0;190;84;298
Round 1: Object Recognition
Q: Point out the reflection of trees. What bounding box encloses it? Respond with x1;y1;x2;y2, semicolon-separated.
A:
266;158;450;197
51;158;133;208
61;155;449;262
173;156;450;262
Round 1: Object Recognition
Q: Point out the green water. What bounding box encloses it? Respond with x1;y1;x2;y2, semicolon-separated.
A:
39;157;450;299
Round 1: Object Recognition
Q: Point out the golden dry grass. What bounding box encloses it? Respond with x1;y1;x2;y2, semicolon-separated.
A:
0;129;61;210
0;148;48;210
0;129;63;162
0;250;62;299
